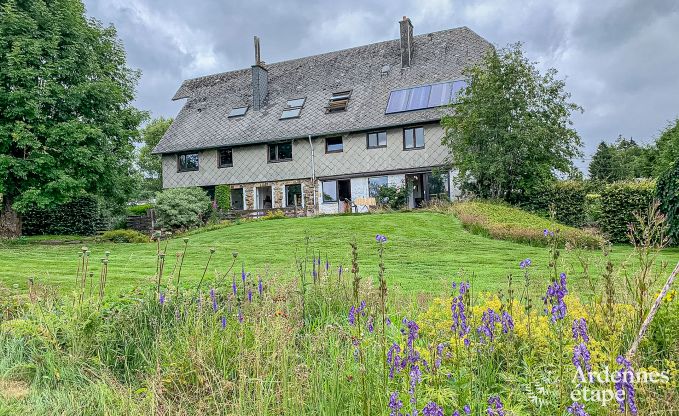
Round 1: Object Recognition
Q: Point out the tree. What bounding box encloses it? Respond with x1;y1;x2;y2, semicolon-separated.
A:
656;159;679;245
137;117;172;196
588;136;657;182
654;118;679;176
589;141;620;182
441;43;582;202
0;0;145;237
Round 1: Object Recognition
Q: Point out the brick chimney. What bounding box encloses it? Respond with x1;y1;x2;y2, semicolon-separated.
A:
251;36;268;110
399;16;414;68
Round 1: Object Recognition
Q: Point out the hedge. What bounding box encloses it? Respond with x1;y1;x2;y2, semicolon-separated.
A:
656;160;679;245
521;180;587;227
599;180;656;243
22;195;104;236
215;184;231;210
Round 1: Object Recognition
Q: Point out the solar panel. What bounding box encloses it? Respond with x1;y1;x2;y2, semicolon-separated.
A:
228;106;248;117
385;80;468;114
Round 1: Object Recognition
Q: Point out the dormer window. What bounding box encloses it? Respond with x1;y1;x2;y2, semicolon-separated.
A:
228;106;248;117
325;90;351;113
280;98;306;119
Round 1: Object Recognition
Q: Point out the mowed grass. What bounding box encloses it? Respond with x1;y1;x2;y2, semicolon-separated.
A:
0;211;677;296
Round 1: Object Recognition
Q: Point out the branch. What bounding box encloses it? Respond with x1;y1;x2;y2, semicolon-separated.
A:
626;261;679;360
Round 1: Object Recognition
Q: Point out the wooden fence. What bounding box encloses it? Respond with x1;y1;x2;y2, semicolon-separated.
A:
220;206;307;221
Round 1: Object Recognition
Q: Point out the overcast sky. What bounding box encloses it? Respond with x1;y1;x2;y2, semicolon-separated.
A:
84;0;679;171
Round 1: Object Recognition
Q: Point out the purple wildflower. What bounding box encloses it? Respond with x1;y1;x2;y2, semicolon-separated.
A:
232;277;237;297
572;343;592;374
358;300;367;316
376;234;387;243
422;402;443;416
544;273;568;322
463;404;471;415
434;343;445;369
210;288;218;312
348;305;357;325
567;402;589;416
477;308;503;343
501;311;514;334
367;316;374;333
159;292;166;305
238;308;244;323
572;318;589;343
519;258;532;269
451;288;470;338
248;289;252;303
258;276;263;297
387;343;402;379
615;356;637;415
338;265;343;279
487;395;505;416
388;391;403;416
403;318;420;363
408;365;421;405
241;263;246;283
386;316;392;326
221;316;226;329
325;258;329;272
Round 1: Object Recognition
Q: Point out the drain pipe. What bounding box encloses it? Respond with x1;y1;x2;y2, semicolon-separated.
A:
308;135;317;214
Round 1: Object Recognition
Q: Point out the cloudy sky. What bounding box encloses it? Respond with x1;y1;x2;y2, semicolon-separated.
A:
84;0;679;171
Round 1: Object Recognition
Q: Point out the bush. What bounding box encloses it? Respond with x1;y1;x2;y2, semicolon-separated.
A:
521;180;587;227
656;160;679;245
154;187;211;231
126;204;153;216
214;184;231;210
22;195;104;236
599;180;656;243
584;193;602;226
101;229;150;243
451;200;603;248
375;185;409;210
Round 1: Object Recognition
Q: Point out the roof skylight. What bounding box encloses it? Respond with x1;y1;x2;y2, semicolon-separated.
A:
325;90;352;113
280;98;306;119
228;106;248;117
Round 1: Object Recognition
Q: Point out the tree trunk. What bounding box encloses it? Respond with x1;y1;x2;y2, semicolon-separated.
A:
0;196;22;238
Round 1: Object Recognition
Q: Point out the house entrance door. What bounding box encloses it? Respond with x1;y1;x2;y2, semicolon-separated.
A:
337;180;352;213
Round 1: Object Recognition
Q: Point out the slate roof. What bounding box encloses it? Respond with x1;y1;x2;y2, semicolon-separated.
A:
153;26;492;154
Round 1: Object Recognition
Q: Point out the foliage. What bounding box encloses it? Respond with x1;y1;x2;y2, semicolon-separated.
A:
262;209;287;220
0;0;146;236
126;204;154;216
154;187;211;231
0;231;676;414
599;180;656;243
441;42;582;202
21;195;103;236
656;159;679;245
584;193;602;226
214;185;231;211
521;180;587;227
654;118;679;176
101;229;150;243
137;117;173;195
589;137;657;182
451;201;603;248
375;184;409;210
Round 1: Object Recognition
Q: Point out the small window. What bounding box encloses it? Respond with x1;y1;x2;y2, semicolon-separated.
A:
403;127;425;150
322;181;337;203
367;131;387;149
326;90;352;113
228;106;248;117
325;137;343;153
218;148;233;168
268;142;293;162
177;152;199;172
285;184;303;207
280;98;306;119
368;176;388;197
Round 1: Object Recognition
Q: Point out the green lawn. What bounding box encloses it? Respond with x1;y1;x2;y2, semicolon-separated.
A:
1;211;677;296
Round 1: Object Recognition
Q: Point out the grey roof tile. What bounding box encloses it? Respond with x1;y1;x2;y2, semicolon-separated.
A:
153;26;492;154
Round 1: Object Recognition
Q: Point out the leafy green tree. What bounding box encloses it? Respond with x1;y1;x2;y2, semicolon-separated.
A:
138;117;172;192
589;141;620;182
0;0;145;237
442;43;582;202
654;118;679;176
589;137;657;182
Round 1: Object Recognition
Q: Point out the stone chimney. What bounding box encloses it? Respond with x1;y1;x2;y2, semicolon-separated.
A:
399;16;414;68
251;36;268;110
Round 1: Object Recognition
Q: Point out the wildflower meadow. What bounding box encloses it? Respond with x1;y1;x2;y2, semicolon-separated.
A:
0;220;678;415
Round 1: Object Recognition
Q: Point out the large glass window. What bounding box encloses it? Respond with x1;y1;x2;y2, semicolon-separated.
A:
322;181;337;203
367;131;387;148
285;184;303;207
268;142;293;162
368;176;388;197
403;127;425;150
177;152;199;172
325;137;343;153
218;148;233;168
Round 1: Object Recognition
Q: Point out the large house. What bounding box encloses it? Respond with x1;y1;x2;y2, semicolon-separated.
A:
153;17;492;214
